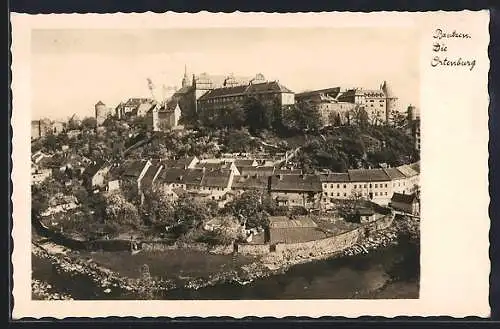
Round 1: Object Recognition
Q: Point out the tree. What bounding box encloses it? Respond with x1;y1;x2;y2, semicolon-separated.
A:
103;193;141;227
223;129;257;153
141;188;174;226
81;117;97;131
225;191;269;229
243;97;272;134
283;102;322;133
171;196;210;235
328;111;342;127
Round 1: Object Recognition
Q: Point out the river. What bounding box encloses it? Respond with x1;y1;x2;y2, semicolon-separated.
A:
32;241;419;300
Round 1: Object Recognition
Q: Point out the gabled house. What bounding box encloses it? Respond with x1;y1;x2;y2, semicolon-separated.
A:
270;174;322;209
389;192;420;216
122;159;152;190
82;161;110;190
199;169;235;201
231;174;270;194
237;165;275;177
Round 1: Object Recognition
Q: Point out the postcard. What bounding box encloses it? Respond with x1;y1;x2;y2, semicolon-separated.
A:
11;11;490;318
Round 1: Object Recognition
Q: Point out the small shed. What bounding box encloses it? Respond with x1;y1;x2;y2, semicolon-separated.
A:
389;192;419;215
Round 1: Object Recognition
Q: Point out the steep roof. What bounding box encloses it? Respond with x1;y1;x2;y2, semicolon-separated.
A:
198;81;294;101
268;216;318;229
274;168;303;175
234;159;257;167
383;167;407;180
82;160;107;179
319;173;350;183
123;98;154;107
201;169;232;188
295;87;341;99
396;165;418;178
270;174;322;193
348;168;390;182
140;165;162;190
232;175;269;190
238;166;275;177
391;192;417;204
160;168;190;184
409;162;420;174
183;169;204;186
123;160;149;178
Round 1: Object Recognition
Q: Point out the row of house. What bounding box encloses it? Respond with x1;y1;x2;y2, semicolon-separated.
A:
81;154;419;211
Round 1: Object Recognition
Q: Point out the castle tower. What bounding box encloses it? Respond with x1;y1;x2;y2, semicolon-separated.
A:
407;104;417;121
181;64;190;88
95;100;107;126
381;80;398;123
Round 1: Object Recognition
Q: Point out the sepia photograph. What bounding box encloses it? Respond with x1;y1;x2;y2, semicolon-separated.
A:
11;11;490;318
29;26;421;301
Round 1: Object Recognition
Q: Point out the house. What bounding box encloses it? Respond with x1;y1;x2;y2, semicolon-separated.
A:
347;168;392;205
122;159;152;190
159;168;191;190
383;167;408;195
231;174;270;194
195;160;240;176
269;174;322;209
148;101;182;132
199;169;235;201
139;163;163;193
31;168;52;185
395;164;419;193
357;208;376;223
389;193;420;216
117;98;157;119
237;166;275;177
162;156;199;170
234;159;258;168
82;161;110;190
319;173;350;204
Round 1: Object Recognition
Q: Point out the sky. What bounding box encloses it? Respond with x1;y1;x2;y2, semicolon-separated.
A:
31;28;419;121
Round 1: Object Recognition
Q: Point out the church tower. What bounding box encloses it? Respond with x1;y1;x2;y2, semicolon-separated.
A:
181;65;189;88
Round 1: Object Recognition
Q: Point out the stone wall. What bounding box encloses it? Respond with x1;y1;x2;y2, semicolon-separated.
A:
236;214;394;257
237;243;270;256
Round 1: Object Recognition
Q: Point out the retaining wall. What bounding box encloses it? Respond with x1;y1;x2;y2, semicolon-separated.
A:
236;214;394;257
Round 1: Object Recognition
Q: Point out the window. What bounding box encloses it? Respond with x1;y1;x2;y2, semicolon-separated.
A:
343;184;346;188
354;184;357;189
324;192;327;196
385;192;388;195
364;184;367;188
337;193;340;197
330;184;333;188
344;193;347;197
385;183;388;188
330;192;333;196
323;183;327;188
375;192;378;196
375;184;378;188
369;184;372;188
337;184;340;188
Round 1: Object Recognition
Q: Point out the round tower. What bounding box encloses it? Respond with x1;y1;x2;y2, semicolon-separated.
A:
381;80;398;122
95;100;107;125
407;104;417;121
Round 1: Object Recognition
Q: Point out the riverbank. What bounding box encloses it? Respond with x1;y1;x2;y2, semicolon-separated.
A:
32;216;419;299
